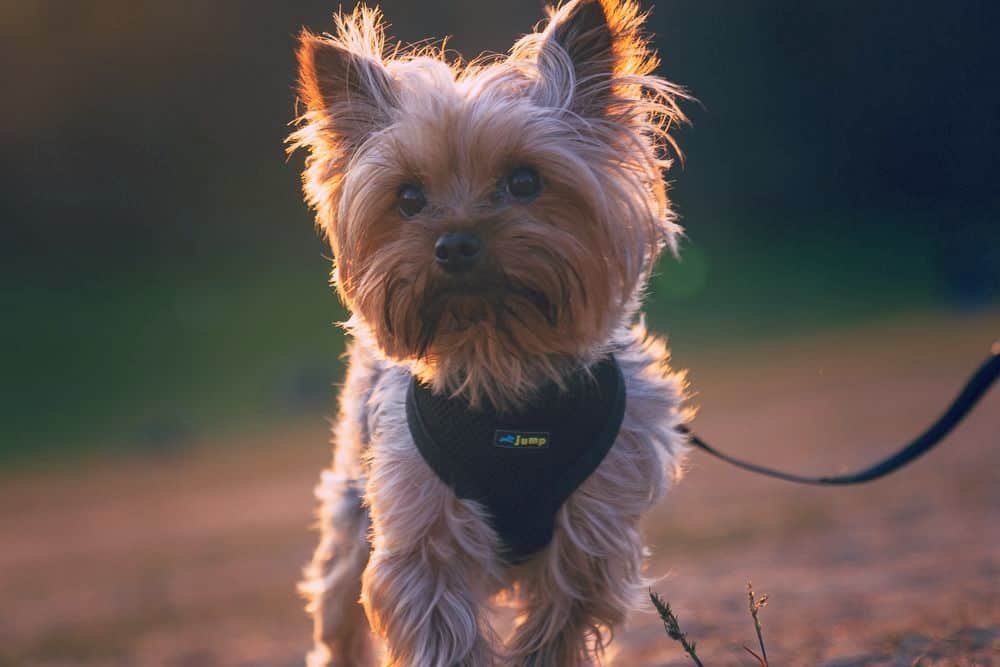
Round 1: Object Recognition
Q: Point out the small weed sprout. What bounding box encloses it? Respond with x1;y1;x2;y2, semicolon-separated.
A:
650;590;705;667
744;581;769;667
652;582;772;666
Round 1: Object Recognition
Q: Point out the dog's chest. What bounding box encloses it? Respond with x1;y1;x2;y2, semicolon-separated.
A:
405;356;626;562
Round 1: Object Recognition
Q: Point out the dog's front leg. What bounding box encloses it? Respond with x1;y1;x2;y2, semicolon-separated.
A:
302;471;375;667
361;437;502;667
505;511;644;667
506;438;657;667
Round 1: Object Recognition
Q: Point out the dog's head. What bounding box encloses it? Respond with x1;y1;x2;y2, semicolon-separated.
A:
292;0;687;408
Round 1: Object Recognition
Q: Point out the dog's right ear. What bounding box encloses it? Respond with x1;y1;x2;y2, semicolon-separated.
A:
296;8;397;155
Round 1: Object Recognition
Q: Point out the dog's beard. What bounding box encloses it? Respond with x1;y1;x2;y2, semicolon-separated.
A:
385;273;564;359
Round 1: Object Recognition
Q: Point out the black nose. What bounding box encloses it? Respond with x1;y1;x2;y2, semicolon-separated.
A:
434;232;481;273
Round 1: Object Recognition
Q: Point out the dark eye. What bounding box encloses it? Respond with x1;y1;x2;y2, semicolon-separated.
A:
397;184;427;218
506;166;541;199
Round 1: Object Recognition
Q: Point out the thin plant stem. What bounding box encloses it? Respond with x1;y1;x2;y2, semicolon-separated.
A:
650;590;705;667
747;581;769;666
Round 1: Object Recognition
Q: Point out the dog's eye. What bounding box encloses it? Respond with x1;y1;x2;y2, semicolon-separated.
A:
506;167;541;199
397;184;427;218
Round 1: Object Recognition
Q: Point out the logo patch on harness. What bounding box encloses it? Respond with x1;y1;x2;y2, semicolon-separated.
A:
494;430;550;449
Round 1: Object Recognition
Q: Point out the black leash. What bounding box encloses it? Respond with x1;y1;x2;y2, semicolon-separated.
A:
679;342;1000;486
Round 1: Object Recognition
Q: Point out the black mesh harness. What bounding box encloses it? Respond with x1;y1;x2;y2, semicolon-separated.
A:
406;356;626;563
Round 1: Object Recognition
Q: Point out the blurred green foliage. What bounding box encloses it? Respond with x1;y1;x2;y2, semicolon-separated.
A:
1;1;996;461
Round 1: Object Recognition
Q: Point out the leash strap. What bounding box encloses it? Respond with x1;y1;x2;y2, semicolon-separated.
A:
679;343;1000;486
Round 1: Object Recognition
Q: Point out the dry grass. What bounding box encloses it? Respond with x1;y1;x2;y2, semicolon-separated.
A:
651;591;705;666
651;582;769;666
1;311;998;666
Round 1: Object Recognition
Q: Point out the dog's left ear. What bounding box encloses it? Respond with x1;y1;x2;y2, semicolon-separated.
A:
532;0;650;116
296;7;397;159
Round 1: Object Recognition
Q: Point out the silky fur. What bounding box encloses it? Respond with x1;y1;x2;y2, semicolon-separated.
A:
292;1;691;664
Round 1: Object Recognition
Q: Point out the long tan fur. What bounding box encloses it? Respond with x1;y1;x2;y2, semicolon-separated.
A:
291;1;691;664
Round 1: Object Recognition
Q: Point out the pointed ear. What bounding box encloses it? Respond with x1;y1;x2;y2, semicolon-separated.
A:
296;13;397;154
533;0;650;116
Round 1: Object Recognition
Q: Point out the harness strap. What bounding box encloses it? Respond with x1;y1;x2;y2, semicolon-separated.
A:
679;342;1000;486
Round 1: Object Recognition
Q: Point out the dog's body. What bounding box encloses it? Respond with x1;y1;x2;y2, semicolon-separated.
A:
291;1;690;664
303;325;685;666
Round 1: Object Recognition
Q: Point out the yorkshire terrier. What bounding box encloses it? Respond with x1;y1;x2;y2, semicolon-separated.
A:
290;1;690;664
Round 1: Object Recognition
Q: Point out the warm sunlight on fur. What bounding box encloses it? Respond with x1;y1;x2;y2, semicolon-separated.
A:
289;0;689;410
290;1;691;665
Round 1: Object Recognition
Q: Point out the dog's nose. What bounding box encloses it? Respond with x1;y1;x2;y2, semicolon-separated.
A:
434;232;481;273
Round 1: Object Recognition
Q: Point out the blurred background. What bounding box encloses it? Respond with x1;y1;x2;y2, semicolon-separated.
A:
1;1;997;665
2;0;998;460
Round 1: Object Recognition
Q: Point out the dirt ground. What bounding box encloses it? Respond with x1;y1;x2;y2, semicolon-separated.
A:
1;312;998;666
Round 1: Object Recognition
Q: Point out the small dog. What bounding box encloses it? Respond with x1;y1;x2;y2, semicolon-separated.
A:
290;1;690;664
